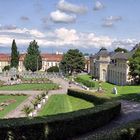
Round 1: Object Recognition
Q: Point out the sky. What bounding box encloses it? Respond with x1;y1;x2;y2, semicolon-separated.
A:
0;0;140;54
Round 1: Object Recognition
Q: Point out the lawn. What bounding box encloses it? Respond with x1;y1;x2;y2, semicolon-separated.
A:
77;74;140;102
39;94;94;116
0;95;27;118
0;83;58;91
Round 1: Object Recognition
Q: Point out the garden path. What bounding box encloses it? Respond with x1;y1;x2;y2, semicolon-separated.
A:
73;99;140;140
3;77;83;118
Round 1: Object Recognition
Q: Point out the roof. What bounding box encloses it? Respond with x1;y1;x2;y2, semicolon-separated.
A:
0;54;10;61
41;54;63;62
96;47;110;57
19;54;26;61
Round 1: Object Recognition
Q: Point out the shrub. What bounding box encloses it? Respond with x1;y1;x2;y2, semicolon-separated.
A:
2;65;10;71
0;101;121;140
68;88;110;105
74;77;95;87
0;89;121;139
47;66;59;72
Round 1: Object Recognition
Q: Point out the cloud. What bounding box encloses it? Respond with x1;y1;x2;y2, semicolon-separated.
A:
0;27;138;51
57;0;87;14
20;16;30;21
102;22;114;27
0;25;17;30
50;10;76;23
104;16;122;22
93;1;104;11
102;16;122;28
112;39;138;50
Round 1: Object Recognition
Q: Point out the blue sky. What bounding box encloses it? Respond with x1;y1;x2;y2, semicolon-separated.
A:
0;0;140;53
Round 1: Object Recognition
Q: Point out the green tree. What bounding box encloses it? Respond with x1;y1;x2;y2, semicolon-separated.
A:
24;40;42;72
129;48;140;84
114;47;128;53
60;49;85;75
21;105;33;117
10;39;19;68
47;66;59;72
2;65;10;71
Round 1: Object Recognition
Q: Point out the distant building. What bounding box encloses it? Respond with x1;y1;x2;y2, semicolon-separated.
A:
90;45;140;85
0;53;63;72
0;54;10;72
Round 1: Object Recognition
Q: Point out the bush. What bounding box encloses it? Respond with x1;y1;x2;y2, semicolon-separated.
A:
0;101;121;140
2;65;10;71
68;88;110;105
47;66;59;72
74;77;95;87
0;89;121;140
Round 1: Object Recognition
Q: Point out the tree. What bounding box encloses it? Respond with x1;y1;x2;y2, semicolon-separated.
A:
60;49;85;75
10;39;19;68
114;47;128;53
2;65;10;71
129;48;140;84
24;40;42;72
47;66;59;72
21;105;33;117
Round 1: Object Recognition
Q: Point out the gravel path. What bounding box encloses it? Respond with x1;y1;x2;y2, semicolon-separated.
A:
73;100;140;140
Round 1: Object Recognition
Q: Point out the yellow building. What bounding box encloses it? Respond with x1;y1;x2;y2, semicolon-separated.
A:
0;54;10;72
0;53;63;72
90;46;139;85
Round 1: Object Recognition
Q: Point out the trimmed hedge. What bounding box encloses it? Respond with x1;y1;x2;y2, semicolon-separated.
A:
0;89;121;140
74;77;95;87
68;88;110;105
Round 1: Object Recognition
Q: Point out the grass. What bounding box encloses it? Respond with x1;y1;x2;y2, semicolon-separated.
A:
77;74;140;102
0;83;58;91
39;94;94;116
0;95;27;118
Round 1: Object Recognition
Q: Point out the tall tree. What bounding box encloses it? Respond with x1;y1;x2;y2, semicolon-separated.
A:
10;39;19;68
129;48;140;84
24;40;42;72
114;47;128;53
60;49;85;75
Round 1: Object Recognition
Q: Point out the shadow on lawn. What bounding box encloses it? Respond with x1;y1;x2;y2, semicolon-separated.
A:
112;93;140;102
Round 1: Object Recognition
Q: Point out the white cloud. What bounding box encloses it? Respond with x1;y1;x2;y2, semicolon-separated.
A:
93;1;104;11
0;27;138;51
102;16;122;28
50;10;76;23
104;16;122;22
102;22;114;27
0;25;17;30
0;27;45;38
57;0;87;14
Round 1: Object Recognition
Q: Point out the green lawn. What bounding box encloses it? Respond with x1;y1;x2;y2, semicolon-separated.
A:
0;83;58;91
39;94;94;116
0;95;27;118
77;74;140;102
77;74;92;81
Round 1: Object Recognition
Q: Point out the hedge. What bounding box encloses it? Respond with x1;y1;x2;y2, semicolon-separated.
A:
74;77;95;87
68;88;110;105
0;89;121;140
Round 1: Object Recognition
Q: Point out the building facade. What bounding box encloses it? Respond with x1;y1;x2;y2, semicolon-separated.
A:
90;46;139;85
0;53;63;72
0;54;10;72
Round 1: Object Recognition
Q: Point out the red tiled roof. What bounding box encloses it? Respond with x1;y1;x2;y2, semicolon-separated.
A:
0;54;10;61
19;54;26;61
41;54;63;62
0;53;63;62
